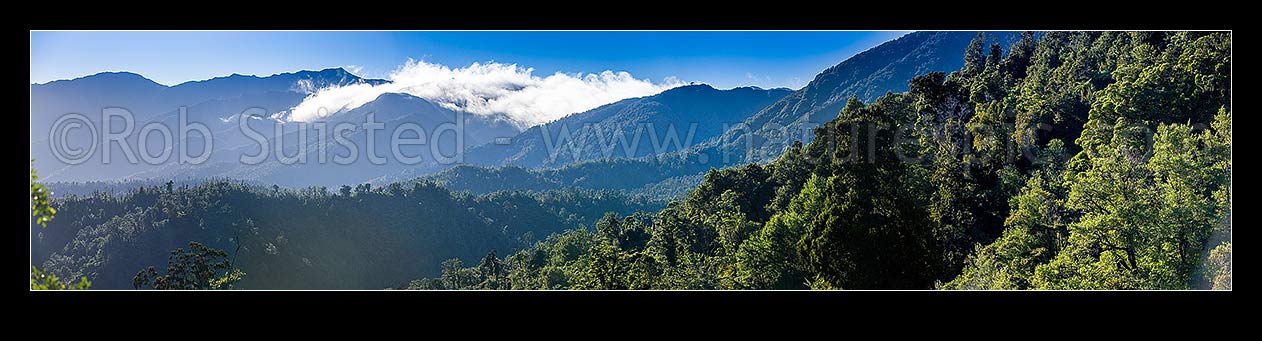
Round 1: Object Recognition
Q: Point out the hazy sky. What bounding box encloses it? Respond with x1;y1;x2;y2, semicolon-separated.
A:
30;31;909;90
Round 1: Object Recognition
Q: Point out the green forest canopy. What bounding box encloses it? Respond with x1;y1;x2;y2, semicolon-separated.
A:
411;31;1232;290
33;180;659;289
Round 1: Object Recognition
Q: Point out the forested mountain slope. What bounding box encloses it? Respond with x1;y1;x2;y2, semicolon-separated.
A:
414;31;1232;290
33;181;658;289
697;31;1020;164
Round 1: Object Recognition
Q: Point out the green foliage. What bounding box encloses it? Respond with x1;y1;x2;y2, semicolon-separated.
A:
942;151;1069;289
595;212;652;252
946;33;1231;290
962;33;988;77
407;31;1231;291
34;179;657;289
425;159;716;202
1031;113;1230;289
733;174;827;289
30;161;90;290
795;96;939;289
30;159;56;227
572;243;628;289
687;164;777;223
1203;242;1231;290
1077;32;1230;155
476;250;508;289
31;266;90;290
133;242;245;290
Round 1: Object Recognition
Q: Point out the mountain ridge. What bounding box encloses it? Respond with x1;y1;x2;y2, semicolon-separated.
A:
462;83;792;168
31;67;387;87
431;31;1021;198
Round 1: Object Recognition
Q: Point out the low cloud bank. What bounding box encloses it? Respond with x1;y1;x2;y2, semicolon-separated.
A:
288;59;683;128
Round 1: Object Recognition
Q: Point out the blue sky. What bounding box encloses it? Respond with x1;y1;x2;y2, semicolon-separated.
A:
30;31;908;90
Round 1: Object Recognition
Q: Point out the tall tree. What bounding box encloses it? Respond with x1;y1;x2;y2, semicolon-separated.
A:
798;96;938;289
30;159;56;227
133;242;246;290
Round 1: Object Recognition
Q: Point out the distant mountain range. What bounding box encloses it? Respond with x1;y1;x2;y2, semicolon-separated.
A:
30;68;385;135
462;84;792;168
30;68;387;183
30;68;522;186
425;31;1018;198
31;31;1016;192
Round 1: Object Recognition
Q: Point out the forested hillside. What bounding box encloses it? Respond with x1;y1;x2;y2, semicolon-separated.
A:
413;31;1232;290
33;180;658;289
429;32;1012;202
420;160;708;201
698;31;1019;164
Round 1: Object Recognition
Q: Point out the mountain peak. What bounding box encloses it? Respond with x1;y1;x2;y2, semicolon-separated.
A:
369;92;428;104
322;67;352;74
658;83;717;96
297;67;353;77
88;71;148;79
300;67;388;85
672;83;716;90
33;71;165;87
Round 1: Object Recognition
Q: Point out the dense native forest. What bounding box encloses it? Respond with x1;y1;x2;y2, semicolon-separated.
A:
31;31;1231;290
407;31;1232;290
31;177;657;289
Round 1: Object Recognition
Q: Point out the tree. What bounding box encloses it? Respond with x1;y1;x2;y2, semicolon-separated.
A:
477;250;507;289
942;142;1070;289
734;174;826;289
1001;31;1037;80
687;163;777;224
574;243;627;290
31;266;90;290
595;212;651;252
133;242;246;290
962;33;988;77
1203;242;1231;290
1032;115;1229;289
944;32;1232;290
30;159;56;227
797;97;938;289
623;251;662;289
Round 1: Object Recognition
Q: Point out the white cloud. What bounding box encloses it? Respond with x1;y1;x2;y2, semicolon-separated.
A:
287;59;684;128
342;64;364;76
